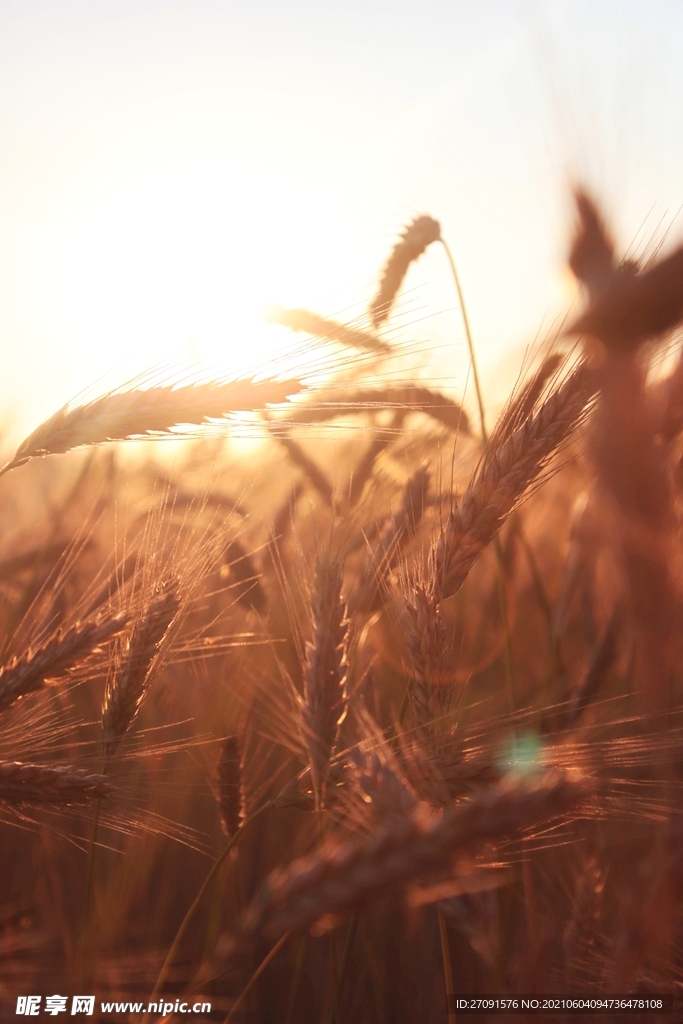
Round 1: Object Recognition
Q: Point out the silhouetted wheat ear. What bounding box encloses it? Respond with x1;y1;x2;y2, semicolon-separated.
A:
569;189;616;299
242;769;593;937
301;555;350;809
264;306;390;354
370;215;442;327
217;736;244;837
430;361;595;602
567;189;683;350
0;377;301;475
0;762;115;806
0;614;129;715
102;579;180;762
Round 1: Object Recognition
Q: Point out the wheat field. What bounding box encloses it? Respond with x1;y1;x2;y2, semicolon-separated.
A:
0;193;681;1023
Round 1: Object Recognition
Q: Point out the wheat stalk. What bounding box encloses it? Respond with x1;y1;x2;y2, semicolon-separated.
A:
102;579;180;761
0;614;129;715
0;377;302;475
301;555;350;809
370;216;441;327
0;761;115;806
430;361;595;602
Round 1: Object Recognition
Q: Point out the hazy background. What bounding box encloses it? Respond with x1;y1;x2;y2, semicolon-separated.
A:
1;0;682;441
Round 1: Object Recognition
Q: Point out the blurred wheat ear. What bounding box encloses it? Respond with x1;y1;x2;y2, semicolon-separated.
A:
264;306;390;354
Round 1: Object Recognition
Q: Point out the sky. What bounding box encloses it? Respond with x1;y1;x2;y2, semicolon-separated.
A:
1;1;683;441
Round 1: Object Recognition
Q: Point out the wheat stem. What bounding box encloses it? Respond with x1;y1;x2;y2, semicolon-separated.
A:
145;799;277;1015
438;910;456;1024
224;929;293;1023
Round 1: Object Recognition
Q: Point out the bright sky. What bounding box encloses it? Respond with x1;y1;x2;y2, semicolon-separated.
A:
1;1;683;441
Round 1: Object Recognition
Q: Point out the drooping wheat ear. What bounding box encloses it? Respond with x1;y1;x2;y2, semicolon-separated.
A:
0;614;129;715
287;386;470;435
0;377;301;475
430;361;596;602
0;761;115;806
264;306;390;354
217;735;244;838
403;585;452;731
370;216;442;327
301;555;350;809
102;579;180;762
242;769;593;937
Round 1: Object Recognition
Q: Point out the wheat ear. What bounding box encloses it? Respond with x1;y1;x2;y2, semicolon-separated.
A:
0;762;115;806
0;614;129;715
243;769;592;937
370;216;441;326
403;585;452;731
217;736;244;838
0;377;301;475
102;579;180;761
430;361;595;602
301;556;350;809
264;306;389;353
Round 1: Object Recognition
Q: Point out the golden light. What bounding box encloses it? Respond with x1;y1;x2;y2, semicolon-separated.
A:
26;143;357;405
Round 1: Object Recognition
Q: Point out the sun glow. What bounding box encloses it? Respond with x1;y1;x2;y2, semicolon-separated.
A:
31;146;351;396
